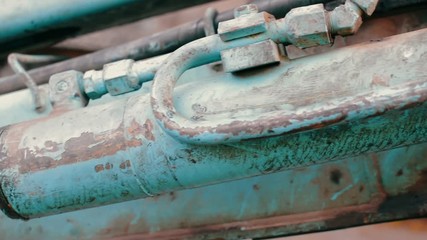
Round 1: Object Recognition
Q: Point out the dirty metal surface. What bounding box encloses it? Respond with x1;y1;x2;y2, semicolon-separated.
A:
2;8;427;128
0;9;427;239
1;28;427;219
0;143;426;239
152;28;427;144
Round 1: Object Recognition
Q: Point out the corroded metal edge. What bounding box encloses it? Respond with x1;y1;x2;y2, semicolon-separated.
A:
0;127;27;220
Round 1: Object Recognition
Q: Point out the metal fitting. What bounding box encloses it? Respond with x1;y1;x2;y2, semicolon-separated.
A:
218;5;275;42
83;69;106;99
351;0;379;16
233;4;258;18
221;39;282;73
329;1;363;36
284;4;332;48
103;59;140;96
49;70;88;110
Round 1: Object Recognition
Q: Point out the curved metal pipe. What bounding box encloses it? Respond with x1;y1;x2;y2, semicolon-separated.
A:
150;30;427;144
150;4;393;144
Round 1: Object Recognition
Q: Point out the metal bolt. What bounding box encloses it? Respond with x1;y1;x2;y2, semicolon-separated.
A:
329;1;363;36
351;0;379;16
234;4;258;18
221;39;281;73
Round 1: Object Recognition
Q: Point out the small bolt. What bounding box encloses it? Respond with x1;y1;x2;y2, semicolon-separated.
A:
55;80;69;92
234;4;258;18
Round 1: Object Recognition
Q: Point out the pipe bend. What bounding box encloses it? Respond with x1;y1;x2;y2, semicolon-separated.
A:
150;33;276;144
150;26;427;145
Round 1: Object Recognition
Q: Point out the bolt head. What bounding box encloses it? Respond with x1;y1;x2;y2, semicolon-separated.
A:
284;4;332;48
330;2;363;36
234;4;258;18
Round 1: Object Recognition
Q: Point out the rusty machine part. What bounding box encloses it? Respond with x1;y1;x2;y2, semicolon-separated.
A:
1;0;427;239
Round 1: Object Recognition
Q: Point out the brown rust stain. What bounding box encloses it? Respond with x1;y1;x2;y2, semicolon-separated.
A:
119;160;131;170
95;164;104;173
95;163;113;173
43;141;59;151
2;121;144;174
96;213;150;238
371;74;390;87
127;119;155;141
124;201;383;240
155;78;427;141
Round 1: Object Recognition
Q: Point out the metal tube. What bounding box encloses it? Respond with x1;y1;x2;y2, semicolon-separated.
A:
1;0;425;95
0;0;336;95
0;0;217;55
0;29;427;219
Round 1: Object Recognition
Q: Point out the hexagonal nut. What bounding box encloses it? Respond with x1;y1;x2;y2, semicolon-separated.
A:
234;4;258;18
103;59;140;96
49;70;88;109
351;0;378;16
330;2;363;36
83;70;106;99
284;4;332;48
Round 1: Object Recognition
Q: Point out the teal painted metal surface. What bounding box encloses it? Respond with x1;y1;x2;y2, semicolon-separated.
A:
151;27;427;144
0;4;427;239
0;142;426;239
0;28;427;220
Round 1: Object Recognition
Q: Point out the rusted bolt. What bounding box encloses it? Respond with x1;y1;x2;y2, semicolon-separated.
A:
234;4;258;18
329;1;363;36
284;4;332;48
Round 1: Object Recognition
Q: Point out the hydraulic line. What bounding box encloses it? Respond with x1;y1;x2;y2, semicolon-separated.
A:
0;0;426;95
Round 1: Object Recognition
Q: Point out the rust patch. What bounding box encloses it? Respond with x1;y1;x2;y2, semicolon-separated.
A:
44;141;59;152
142;119;155;141
154;73;427;143
105;163;112;170
371;74;390;87
95;164;104;173
126;200;383;240
2;121;143;174
127;119;155;141
119;160;131;170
